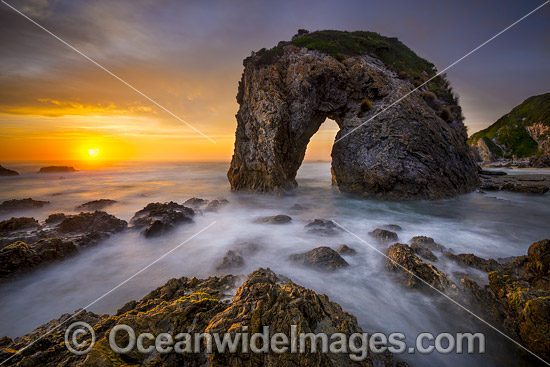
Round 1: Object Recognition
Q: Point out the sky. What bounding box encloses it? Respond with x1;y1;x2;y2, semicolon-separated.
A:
0;0;549;162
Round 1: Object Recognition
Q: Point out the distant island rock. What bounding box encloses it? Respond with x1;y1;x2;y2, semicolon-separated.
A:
469;93;550;162
0;165;18;176
228;30;478;199
38;166;77;173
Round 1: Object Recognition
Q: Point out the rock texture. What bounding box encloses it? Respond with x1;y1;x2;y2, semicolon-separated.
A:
228;30;478;199
0;268;401;366
0;198;50;212
479;173;550;194
0;211;127;279
130;202;195;237
462;240;550;361
289;246;349;270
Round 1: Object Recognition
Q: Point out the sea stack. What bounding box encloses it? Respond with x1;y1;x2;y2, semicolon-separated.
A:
227;30;479;199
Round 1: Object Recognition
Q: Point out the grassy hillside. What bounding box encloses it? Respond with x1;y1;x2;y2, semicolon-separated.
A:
255;30;459;108
468;93;550;158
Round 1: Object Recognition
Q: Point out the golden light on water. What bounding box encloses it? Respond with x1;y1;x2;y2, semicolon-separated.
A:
88;148;100;158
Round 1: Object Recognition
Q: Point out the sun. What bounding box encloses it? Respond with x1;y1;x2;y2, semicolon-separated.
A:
88;148;100;158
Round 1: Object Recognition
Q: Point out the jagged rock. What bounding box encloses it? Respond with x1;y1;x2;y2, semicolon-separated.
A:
305;219;340;236
443;252;501;272
530;154;550;168
228;30;478;199
410;236;443;252
463;240;550;361
337;244;356;256
0;212;127;279
57;211;127;235
386;243;457;293
290;246;349;270
0;238;77;277
0;165;18;176
1;269;401;366
131;202;194;237
38;166;76;173
184;197;209;208
0;198;50;212
45;213;66;224
75;199;117;211
216;250;245;271
368;229;398;243
254;214;292;224
205;199;229;212
0;217;40;235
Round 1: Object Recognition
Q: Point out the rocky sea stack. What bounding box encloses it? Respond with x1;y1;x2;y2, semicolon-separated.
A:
228;30;479;199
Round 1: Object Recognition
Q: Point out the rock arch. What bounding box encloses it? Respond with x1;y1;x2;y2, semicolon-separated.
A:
228;34;479;200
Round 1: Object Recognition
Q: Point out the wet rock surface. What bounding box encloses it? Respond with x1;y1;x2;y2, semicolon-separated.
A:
479;173;550;194
75;199;117;211
130;202;195;237
0;198;50;212
369;229;398;243
254;214;292;224
386;243;457;293
228;33;478;199
0;268;401;367
290;246;349;270
462;240;550;361
337;244;356;256
305;218;340;236
0;211;128;279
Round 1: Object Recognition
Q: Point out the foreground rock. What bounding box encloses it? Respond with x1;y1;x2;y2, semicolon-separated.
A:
75;199;117;211
0;211;128;279
38;166;77;173
386;243;457;293
130;202;194;237
290;246;349;270
228;30;478;199
0;198;50;212
462;240;550;361
479;173;550;194
0;268;401;366
0;165;18;176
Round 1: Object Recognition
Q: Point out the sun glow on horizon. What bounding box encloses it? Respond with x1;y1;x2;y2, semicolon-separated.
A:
88;148;100;158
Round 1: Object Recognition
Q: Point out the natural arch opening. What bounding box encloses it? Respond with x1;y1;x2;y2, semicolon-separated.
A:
296;118;339;185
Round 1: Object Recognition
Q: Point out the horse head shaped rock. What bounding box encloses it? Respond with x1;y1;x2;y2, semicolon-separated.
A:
228;31;479;199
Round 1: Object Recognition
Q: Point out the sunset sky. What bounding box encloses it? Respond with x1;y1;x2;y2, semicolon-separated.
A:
1;0;548;162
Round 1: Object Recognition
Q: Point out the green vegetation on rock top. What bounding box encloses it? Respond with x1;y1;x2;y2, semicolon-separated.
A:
468;93;550;158
254;29;459;107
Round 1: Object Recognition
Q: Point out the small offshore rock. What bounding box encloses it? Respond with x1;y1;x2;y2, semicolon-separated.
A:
75;199;117;211
254;214;292;224
337;244;356;256
38;166;76;173
205;199;229;212
0;165;18;176
131;202;194;237
409;236;444;252
0;198;50;212
443;252;501;272
184;197;209;208
305;219;339;236
45;213;66;224
290;246;349;270
216;250;245;271
369;229;398;243
384;224;402;231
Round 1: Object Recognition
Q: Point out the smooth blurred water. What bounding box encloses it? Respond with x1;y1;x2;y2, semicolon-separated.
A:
0;161;548;366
